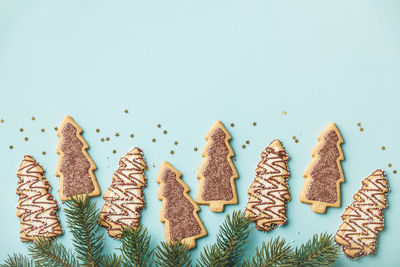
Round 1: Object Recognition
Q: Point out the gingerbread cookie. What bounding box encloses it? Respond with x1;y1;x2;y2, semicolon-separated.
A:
56;116;101;201
245;140;290;231
100;147;148;238
196;120;238;212
300;122;345;213
157;161;207;249
16;155;62;242
335;170;388;259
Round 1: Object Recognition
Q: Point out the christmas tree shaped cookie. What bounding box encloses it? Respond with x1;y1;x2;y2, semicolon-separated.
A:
100;147;148;238
196;120;238;212
157;161;207;249
245;140;290;232
16;155;62;242
56;116;101;201
300;122;344;213
335;170;388;259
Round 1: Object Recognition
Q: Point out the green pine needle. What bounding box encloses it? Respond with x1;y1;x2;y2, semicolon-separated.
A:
0;253;37;267
294;232;340;267
242;237;294;267
197;210;252;267
155;241;191;267
120;225;153;267
100;253;123;267
64;195;105;267
29;237;78;267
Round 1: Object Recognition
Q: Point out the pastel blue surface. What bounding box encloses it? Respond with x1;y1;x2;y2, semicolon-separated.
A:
1;1;400;266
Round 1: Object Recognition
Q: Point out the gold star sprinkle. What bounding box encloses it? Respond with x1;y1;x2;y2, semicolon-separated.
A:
230;123;235;128
24;137;29;142
242;144;247;149
394;170;398;174
112;149;117;154
163;130;168;135
100;138;105;142
295;139;299;143
9;145;14;149
157;124;162;128
115;132;120;137
282;111;287;115
106;137;110;141
194;147;199;152
360;128;364;132
42;151;46;155
357;122;361;127
170;150;175;155
96;129;100;133
130;134;134;138
388;163;392;168
19;128;24;132
41;128;45;133
54;127;58;131
292;136;297;140
381;146;386;151
253;122;257;126
174;141;179;146
124;109;129;114
152;138;157;143
245;140;250;145
0;119;4;123
31;116;36;121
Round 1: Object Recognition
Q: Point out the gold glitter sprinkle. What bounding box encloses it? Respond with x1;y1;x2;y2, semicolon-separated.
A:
282;111;287;115
96;129;100;133
24;137;29;142
100;138;105;142
19;128;24;132
31;116;36;121
130;134;134;138
152;138;157;143
0;119;4;123
163;130;168;135
245;140;250;145
41;128;45;133
112;149;117;154
157;124;162;128
357;122;361;127
242;144;246;149
388;163;392;168
230;123;235;127
115;132;120;137
194;147;198;152
292;136;296;140
174;141;179;146
170;150;175;155
360;128;364;132
394;170;398;174
253;122;257;126
295;139;299;143
124;109;129;114
106;137;110;141
9;145;14;149
42;151;46;155
381;146;386;151
54;127;58;131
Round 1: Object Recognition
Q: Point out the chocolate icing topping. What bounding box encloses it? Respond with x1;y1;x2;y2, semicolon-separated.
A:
306;129;341;203
161;168;202;241
201;128;234;201
59;122;95;197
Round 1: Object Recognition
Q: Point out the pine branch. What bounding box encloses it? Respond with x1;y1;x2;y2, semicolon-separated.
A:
100;253;123;267
294;233;340;267
197;210;252;267
120;225;153;267
0;253;37;267
64;195;105;267
242;237;294;267
154;241;191;267
28;237;78;267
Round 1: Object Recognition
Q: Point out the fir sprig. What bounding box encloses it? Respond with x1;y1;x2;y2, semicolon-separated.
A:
120;225;153;267
242;237;294;267
28;237;78;267
155;241;191;267
64;196;105;267
294;233;340;267
0;253;37;267
100;253;123;267
197;211;252;267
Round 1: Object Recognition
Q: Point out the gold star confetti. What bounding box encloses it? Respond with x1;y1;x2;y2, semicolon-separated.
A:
170;150;175;155
0;119;4;123
24;137;29;142
19;128;24;132
357;122;361;127
242;144;247;149
100;138;105;142
112;149;117;154
157;123;162;128
41;128;45;133
360;128;364;132
388;163;392;168
31;116;36;121
115;132;120;137
381;146;386;151
253;122;257;126
130;134;134;138
282;111;287;115
9;145;14;150
163;130;168;135
152;138;157;143
394;170;398;174
96;129;100;133
245;140;250;145
194;147;199;152
295;139;299;143
230;123;235;127
292;136;297;140
54;127;58;131
174;141;179;146
106;137;110;141
124;109;129;114
42;151;46;155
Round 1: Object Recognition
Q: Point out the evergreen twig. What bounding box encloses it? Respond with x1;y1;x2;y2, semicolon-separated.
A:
28;237;78;267
100;253;123;267
64;195;105;267
294;233;340;267
155;241;191;267
0;253;37;267
197;244;228;267
120;225;153;267
242;237;294;267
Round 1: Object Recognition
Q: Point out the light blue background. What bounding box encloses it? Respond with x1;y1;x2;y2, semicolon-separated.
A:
1;1;399;266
